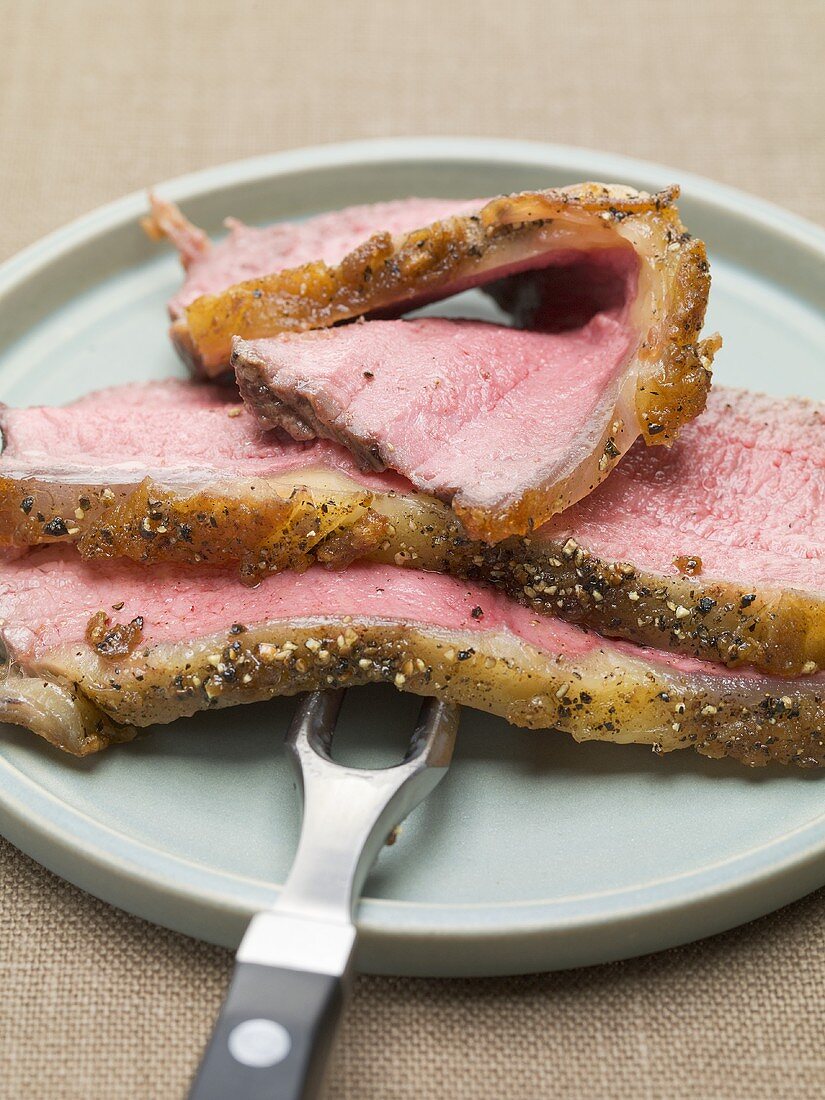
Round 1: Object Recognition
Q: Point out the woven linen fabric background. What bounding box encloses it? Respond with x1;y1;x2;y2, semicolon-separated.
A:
1;1;824;1097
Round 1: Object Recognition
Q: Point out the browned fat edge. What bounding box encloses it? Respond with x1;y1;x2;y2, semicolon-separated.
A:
636;245;719;446
479;182;683;223
0;478;392;583
455;536;825;678
0;478;122;548
66;620;825;766
174;183;719;382
489;185;718;447
75;480;391;582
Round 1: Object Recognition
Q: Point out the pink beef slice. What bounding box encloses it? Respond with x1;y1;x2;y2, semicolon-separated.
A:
0;549;823;766
225;185;721;545
0;379;396;490
232;252;646;545
540;387;825;598
516;386;825;677
164;182;718;447
162;197;470;320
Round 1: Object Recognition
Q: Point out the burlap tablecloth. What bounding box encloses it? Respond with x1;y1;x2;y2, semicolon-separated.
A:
2;2;824;1096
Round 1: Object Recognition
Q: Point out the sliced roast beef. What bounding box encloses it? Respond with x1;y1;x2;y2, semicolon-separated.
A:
144;194;468;322
165;186;718;427
1;548;822;766
234;308;648;541
512;388;825;677
1;383;822;676
0;380;411;581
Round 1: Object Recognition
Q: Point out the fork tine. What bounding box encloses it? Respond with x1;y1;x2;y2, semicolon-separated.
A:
287;689;345;758
196;693;459;1098
405;698;460;769
288;689;459;776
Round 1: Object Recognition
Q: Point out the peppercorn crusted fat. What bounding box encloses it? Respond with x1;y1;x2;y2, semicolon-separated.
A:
144;193;469;323
0;379;406;583
0;553;822;764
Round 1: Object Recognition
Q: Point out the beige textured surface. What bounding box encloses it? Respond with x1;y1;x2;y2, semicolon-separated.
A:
1;1;824;1096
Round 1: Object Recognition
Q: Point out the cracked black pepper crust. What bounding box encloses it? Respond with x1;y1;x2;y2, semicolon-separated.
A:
14;617;825;765
0;476;393;583
453;535;825;679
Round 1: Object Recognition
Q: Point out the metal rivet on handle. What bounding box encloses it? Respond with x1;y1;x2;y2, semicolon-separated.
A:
228;1019;292;1067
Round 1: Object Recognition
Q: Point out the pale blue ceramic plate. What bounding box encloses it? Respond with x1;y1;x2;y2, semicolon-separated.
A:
0;139;823;976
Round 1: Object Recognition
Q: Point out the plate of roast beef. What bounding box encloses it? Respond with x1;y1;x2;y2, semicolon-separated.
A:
0;139;822;976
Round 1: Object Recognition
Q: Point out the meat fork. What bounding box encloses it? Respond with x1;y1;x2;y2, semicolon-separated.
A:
189;689;460;1100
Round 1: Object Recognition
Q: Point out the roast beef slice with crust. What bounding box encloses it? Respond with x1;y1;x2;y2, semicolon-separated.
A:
0;549;822;766
150;185;718;402
0;383;821;677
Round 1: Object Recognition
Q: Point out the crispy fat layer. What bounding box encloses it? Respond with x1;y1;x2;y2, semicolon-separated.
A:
0;670;134;755
21;615;825;766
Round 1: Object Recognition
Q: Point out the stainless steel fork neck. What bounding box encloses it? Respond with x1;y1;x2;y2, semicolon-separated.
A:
277;755;421;921
236;754;394;979
237;692;458;978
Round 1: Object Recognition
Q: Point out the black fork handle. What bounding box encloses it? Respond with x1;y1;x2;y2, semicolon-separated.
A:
188;959;346;1100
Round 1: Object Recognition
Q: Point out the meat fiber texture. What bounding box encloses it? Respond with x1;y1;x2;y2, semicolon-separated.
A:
527;388;825;674
234;305;637;542
0;549;822;766
0;379;395;486
0;382;821;676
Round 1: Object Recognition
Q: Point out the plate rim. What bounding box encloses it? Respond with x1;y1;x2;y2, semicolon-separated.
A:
3;136;825;295
1;136;824;975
